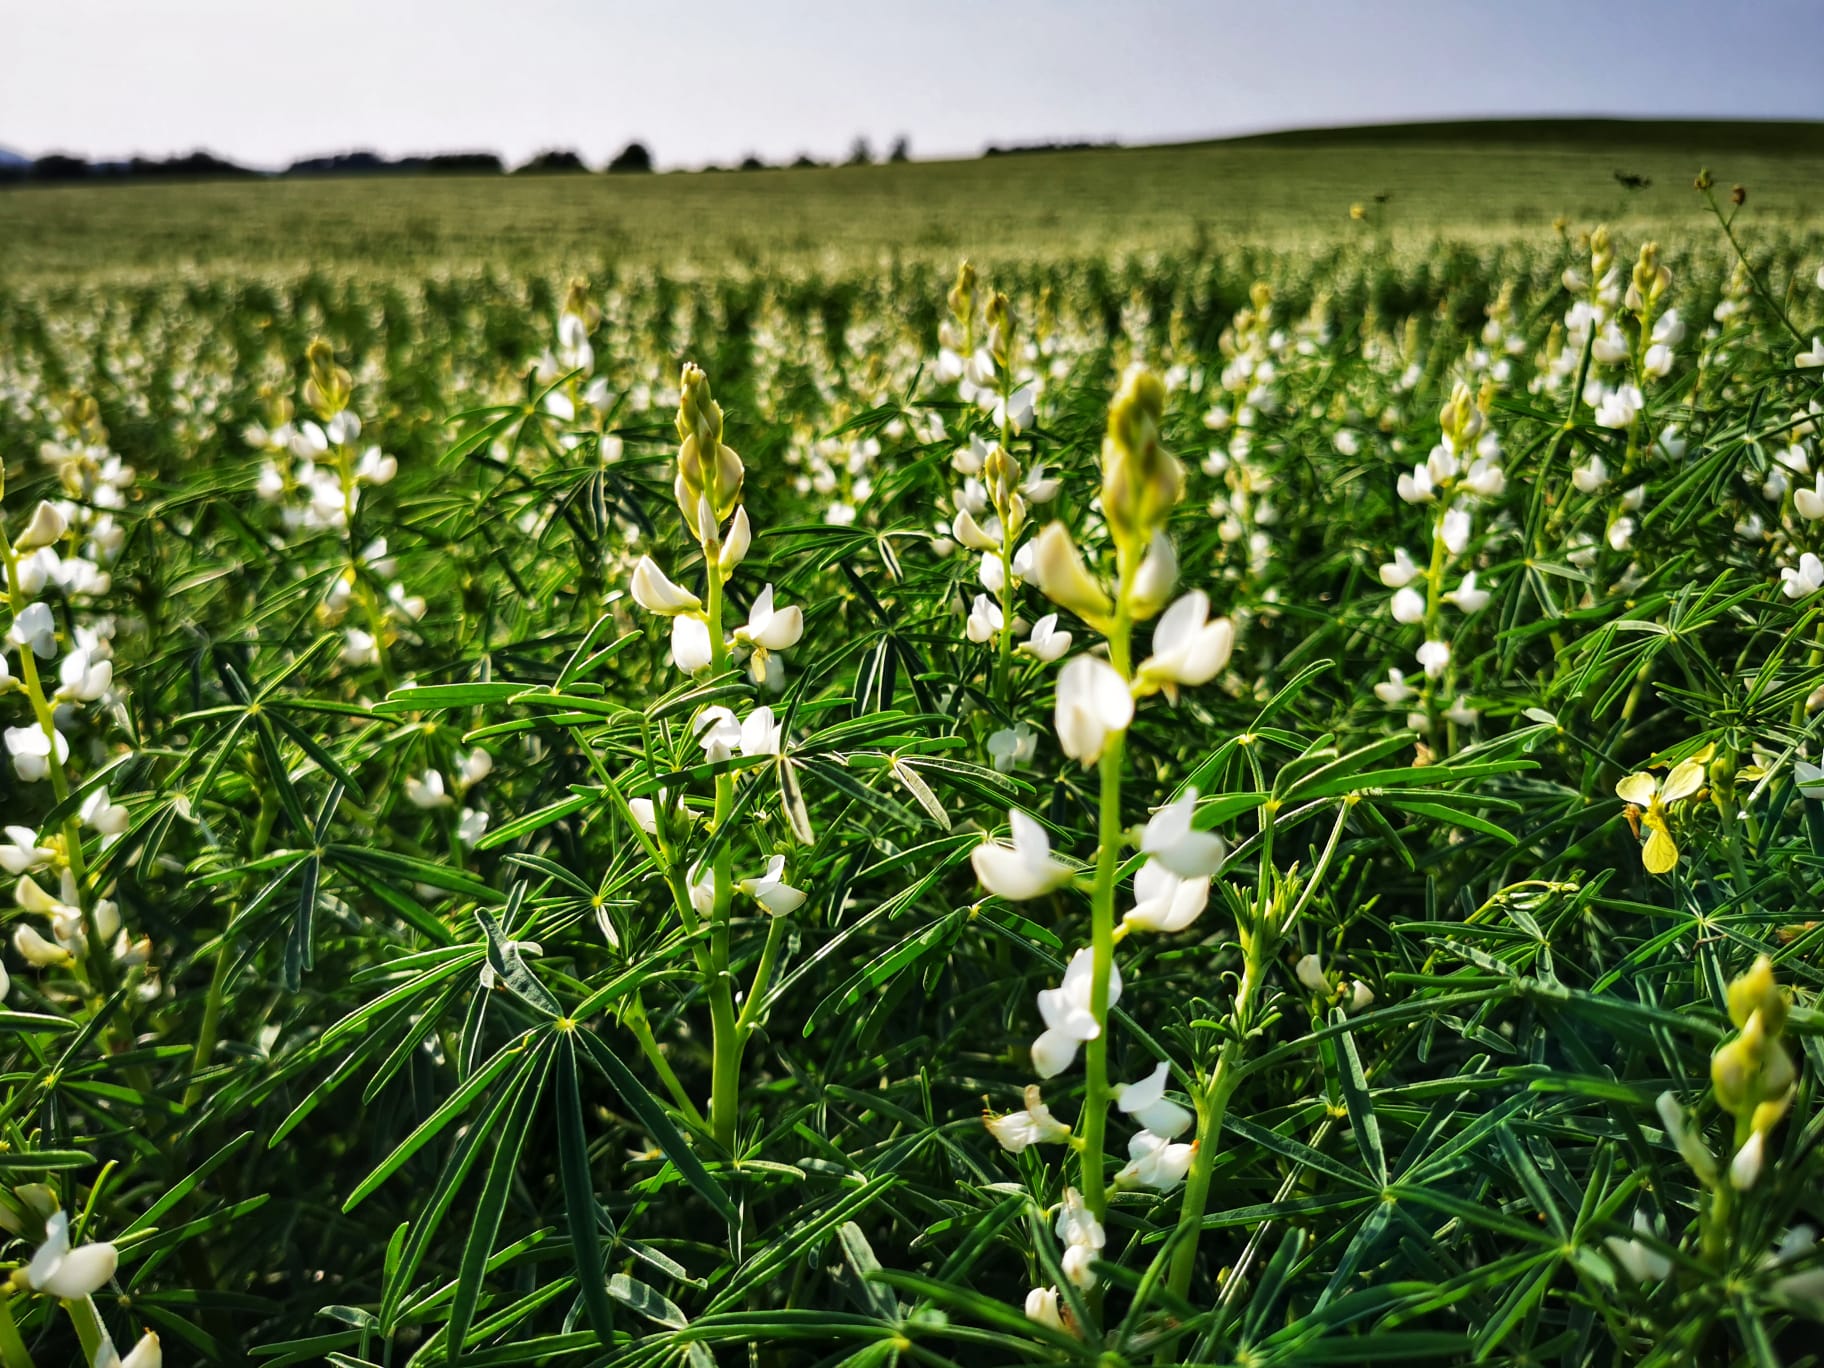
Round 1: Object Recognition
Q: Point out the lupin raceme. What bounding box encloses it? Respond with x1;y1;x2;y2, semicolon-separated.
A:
974;369;1233;1325
1710;955;1795;1191
629;364;802;687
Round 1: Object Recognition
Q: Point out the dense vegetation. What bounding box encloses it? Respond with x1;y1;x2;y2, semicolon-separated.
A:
1;146;1823;1366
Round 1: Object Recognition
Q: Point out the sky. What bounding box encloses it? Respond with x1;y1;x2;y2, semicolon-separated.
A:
4;0;1823;170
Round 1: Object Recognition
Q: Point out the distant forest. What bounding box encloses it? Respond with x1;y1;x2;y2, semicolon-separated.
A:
0;135;970;185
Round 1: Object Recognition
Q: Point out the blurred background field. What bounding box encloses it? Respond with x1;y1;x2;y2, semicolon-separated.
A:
6;119;1824;283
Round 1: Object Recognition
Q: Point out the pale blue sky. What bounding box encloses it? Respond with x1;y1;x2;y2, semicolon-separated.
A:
4;0;1821;168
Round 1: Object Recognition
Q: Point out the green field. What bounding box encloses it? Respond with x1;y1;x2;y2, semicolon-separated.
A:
5;118;1824;281
2;117;1824;1366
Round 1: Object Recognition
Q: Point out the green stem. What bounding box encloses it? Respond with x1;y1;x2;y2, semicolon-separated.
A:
735;915;788;1037
60;1295;108;1365
702;557;743;1153
1079;545;1137;1223
625;993;704;1127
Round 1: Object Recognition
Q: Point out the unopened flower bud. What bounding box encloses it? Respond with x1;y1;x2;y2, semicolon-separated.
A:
1100;368;1182;546
1725;955;1786;1035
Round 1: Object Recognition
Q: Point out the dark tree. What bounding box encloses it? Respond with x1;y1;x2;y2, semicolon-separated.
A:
846;137;873;166
791;153;824;169
517;149;589;174
31;153;91;181
739;154;768;171
607;142;653;174
425;152;504;174
888;136;910;163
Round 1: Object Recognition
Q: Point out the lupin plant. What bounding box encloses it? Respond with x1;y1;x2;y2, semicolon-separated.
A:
625;361;806;1147
974;367;1239;1321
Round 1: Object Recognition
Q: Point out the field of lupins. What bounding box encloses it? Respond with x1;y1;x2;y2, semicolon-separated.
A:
3;171;1824;1368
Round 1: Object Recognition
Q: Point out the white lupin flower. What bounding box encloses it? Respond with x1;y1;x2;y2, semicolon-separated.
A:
1032;947;1120;1078
457;748;493;790
1396;463;1435;504
326;410;362;445
1378;548;1420;588
1019;613;1072;662
630;557;702;615
1374;668;1415;705
740;705;782;757
23;1210;117;1299
737;585;803;651
14;922;71;967
1780;553;1824;600
403;770;452;810
1440;507;1472;556
738;855;806;916
719;506;752;571
1443;572;1490;613
1604;1209;1672;1284
952;508;1000;552
1023;1286;1066;1331
1795;472;1824;521
1124;858;1209;933
986;723;1037;773
1796;761;1824;800
55;648;112;703
984;1084;1072;1152
1295;952;1328;993
1730;1129;1766;1191
0;652;14;693
100;1330;163;1368
972;808;1073;901
1116;1129;1197;1190
671;615;713;672
8;602;57;659
694;706;742;763
994;383;1038;434
1021;463;1061;504
1572;454;1609;493
1139;788;1225;878
965;593;1003;644
979;553;1005;595
1416;640;1451;679
1116;1061;1194;1138
80;788;130;838
456;808;489;846
1134;592;1233;699
1128;531;1179;619
1390;587;1425;624
1348;980;1375;1012
0;826;54;874
1608;516;1635;552
1642;343;1674;378
355;447;397;485
15;501;68;552
341;627;379;667
1055;655;1134;764
1595;384;1644;429
1796;338;1824;368
1053;1187;1105;1290
6;725;68;783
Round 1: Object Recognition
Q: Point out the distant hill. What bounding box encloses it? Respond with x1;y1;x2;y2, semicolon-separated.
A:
1208;117;1824;156
0;147;29;167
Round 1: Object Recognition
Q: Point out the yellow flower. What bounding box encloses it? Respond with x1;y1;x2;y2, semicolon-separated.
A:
1615;757;1706;874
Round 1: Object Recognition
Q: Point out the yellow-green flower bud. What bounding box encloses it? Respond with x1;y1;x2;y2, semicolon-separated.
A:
985;292;1011;370
1100;368;1182;548
1590;225;1613;278
983;442;1021;513
675;363;744;534
304;338;352;418
947;260;976;324
1711;1011;1765;1116
1725;955;1787;1036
